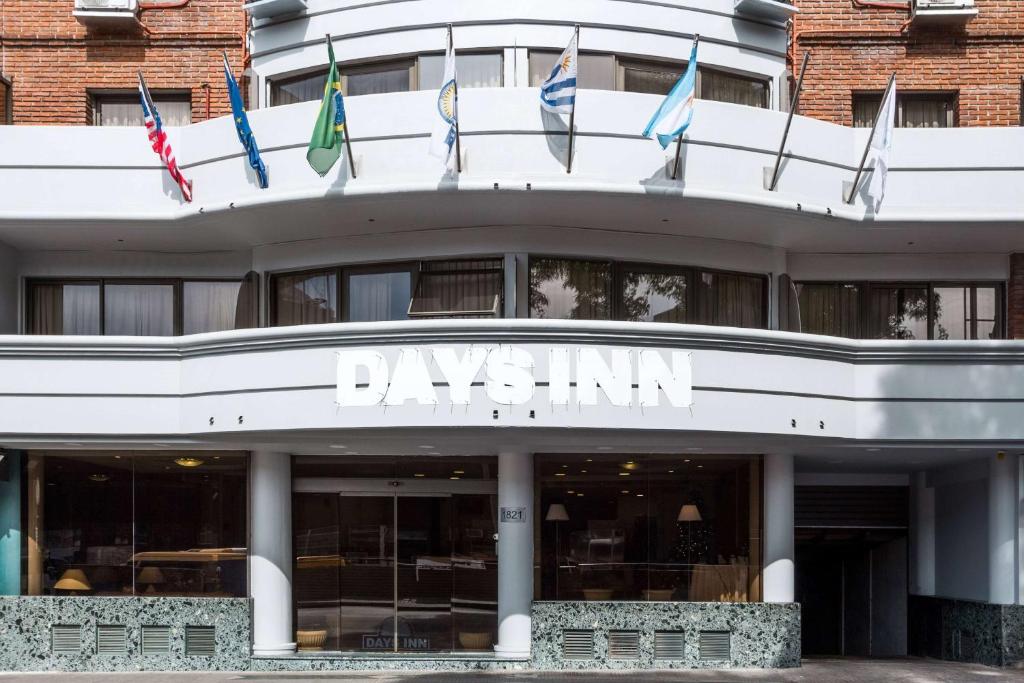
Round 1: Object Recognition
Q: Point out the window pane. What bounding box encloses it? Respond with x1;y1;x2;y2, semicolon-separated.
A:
133;454;247;597
419;53;502;90
0;78;9;124
345;268;412;322
867;287;928;340
28;283;101;335
797;283;861;338
623;62;683;95
695;271;765;328
529;51;615;90
700;69;767;108
529;258;611;320
902;96;952;128
95;95;191;126
620;269;688;323
933;285;1000;340
273;271;338;326
975;286;1000;340
409;259;503;319
183;281;242;335
853;95;882;128
272;71;328;106
347;66;410;96
104;283;175;336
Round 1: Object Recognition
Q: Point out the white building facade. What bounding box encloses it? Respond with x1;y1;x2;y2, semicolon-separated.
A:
0;0;1022;672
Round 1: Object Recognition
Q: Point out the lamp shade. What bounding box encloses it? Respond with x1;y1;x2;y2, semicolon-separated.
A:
677;504;703;522
545;503;570;522
136;566;166;585
54;568;92;591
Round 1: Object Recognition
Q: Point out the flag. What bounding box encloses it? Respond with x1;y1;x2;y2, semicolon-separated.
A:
869;78;897;208
138;72;192;202
642;37;699;149
540;30;578;114
224;53;268;189
428;30;458;168
307;38;347;177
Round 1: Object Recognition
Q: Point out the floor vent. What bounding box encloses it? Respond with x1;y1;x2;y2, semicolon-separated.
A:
96;625;127;655
699;631;731;661
654;631;686;659
142;626;170;655
185;626;216;657
562;629;595;660
607;630;640;660
51;625;81;655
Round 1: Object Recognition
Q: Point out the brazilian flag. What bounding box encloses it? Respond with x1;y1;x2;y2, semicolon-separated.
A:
307;39;347;176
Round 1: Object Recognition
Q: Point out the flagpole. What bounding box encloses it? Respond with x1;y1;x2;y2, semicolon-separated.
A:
449;24;462;174
768;51;810;192
327;33;359;180
566;24;580;174
671;33;698;181
845;72;895;204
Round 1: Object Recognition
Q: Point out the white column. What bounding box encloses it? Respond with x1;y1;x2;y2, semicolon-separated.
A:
989;452;1018;605
910;471;936;596
495;450;533;658
763;453;794;603
251;451;296;656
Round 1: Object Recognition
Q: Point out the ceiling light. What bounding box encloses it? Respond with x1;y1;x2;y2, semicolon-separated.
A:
668;470;675;473
449;476;460;480
697;465;703;469
174;457;204;468
88;474;109;483
576;493;584;497
329;444;348;450
684;459;691;463
619;472;630;477
636;494;644;497
561;464;568;468
419;445;435;449
567;490;575;494
621;490;629;494
586;458;593;462
581;470;588;473
414;473;426;478
555;472;566;477
453;470;465;474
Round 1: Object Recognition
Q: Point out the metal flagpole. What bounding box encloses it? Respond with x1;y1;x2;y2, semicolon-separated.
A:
768;51;810;192
845;72;895;204
449;24;462;174
566;24;580;174
671;33;699;181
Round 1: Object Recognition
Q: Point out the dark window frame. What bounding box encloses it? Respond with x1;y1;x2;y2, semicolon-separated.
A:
0;74;11;125
852;90;958;128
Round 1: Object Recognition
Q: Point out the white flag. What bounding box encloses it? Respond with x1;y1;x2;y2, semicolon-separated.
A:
869;79;896;208
428;33;458;168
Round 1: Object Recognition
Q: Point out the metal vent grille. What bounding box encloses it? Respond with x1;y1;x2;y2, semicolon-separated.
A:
699;631;731;661
185;626;215;657
654;631;686;659
562;630;595;660
96;625;127;655
51;625;82;655
142;626;170;655
607;630;640;660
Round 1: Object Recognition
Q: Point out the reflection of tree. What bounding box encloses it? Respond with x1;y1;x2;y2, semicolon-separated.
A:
529;259;610;319
621;272;687;323
883;289;947;340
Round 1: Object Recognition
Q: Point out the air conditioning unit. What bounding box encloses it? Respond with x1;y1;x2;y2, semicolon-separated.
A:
911;0;978;24
734;0;798;23
244;0;307;20
73;0;139;27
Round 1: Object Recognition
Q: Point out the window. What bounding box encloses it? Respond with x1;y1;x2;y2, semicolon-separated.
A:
620;265;688;324
92;92;191;126
529;258;612;320
26;277;250;336
22;452;247;597
693;271;766;328
0;75;11;124
418;53;503;90
271;269;339;326
343;264;414;322
795;281;1003;340
529;51;616;91
853;92;956;128
409;259;503;318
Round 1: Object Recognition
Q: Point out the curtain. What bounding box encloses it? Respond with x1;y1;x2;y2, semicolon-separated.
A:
347;67;410;96
902;96;950;128
183;281;242;335
233;271;260;330
273;271;338;326
28;283;100;335
419;53;502;90
96;96;191;126
409;259;502;318
529;259;611;320
696;272;765;328
271;71;328;106
104;284;175;336
28;284;62;335
622;63;683;95
700;69;767;108
797;283;861;338
620;270;688;323
853;95;882;128
529;51;615;90
346;270;411;322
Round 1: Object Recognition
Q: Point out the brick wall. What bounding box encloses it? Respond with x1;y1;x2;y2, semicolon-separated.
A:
0;0;245;125
793;0;1024;127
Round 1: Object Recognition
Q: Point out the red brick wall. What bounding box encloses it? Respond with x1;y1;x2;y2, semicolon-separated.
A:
0;0;245;125
793;0;1024;127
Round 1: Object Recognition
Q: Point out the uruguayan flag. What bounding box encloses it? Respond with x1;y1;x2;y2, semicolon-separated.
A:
642;38;699;149
429;34;458;168
540;31;578;114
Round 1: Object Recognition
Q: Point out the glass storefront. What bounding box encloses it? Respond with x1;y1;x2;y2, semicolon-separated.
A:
537;454;762;602
292;456;498;653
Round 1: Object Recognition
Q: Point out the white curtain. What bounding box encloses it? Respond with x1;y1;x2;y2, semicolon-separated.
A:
63;284;101;335
347;271;410;322
183;281;241;335
418;53;502;90
104;284;174;336
97;96;191;126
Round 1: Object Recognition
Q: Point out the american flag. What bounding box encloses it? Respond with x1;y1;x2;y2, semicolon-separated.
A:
138;72;192;202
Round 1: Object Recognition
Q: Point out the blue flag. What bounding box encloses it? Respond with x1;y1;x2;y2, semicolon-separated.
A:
223;53;269;189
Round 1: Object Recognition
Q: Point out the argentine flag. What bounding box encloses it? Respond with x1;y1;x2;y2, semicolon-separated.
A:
540;30;578;114
642;37;699;149
429;31;458;168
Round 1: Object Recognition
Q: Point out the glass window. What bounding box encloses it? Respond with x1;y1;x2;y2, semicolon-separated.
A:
27;282;101;335
796;283;862;338
854;92;956;128
22;452;247;597
103;283;175;336
529;258;612;320
345;60;413;96
93;93;191;126
538;454;761;602
271;70;328;106
409;259;503;319
183;281;243;335
932;285;1000;340
694;271;765;328
272;270;339;326
529;51;616;90
867;286;929;340
620;267;689;323
700;68;768;108
0;76;10;124
620;60;683;96
343;265;413;322
418;53;502;90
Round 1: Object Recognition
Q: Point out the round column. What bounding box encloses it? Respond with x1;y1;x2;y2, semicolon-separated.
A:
989;452;1018;605
910;471;936;596
763;453;794;603
251;451;296;656
495;450;533;658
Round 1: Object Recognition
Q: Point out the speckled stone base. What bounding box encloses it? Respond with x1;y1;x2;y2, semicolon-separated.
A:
910;595;1024;668
531;601;801;669
0;596;250;672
